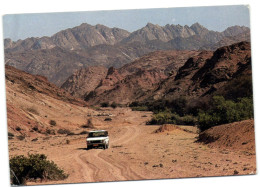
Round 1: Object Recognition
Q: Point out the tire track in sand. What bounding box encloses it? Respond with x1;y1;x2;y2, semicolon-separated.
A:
97;125;144;180
73;124;144;182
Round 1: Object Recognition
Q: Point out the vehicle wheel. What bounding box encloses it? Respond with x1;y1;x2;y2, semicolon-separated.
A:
87;145;92;150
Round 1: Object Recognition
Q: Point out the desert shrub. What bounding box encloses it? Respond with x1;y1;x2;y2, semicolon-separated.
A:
110;102;117;109
45;129;55;135
147;110;175;125
81;125;88;128
15;127;22;131
79;131;88;135
129;101;140;107
104;117;112;121
57;129;72;135
9;154;68;185
17;135;25;141
32;126;39;132
27;107;39;115
131;106;149;111
8;132;14;140
67;132;75;136
198;96;254;131
215;74;253;101
176;115;197;126
101;102;109;107
148;111;197;126
169;97;187;116
8;132;14;137
49;120;57;126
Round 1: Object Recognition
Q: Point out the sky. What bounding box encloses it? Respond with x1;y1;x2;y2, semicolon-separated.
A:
3;5;250;41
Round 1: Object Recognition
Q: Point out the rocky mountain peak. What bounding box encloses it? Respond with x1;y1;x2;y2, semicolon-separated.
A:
190;22;208;35
222;25;250;37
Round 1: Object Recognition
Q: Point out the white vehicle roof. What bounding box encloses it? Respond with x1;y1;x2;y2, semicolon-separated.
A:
89;130;107;133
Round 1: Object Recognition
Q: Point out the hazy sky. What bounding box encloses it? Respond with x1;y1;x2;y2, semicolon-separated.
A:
3;5;250;41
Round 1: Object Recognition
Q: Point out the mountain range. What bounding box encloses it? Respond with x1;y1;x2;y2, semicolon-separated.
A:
63;41;251;105
4;22;250;86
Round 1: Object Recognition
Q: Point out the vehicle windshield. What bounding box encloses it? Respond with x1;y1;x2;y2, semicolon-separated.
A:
88;131;108;137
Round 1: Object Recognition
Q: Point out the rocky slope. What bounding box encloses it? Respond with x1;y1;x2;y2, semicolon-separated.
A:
5;65;90;137
197;119;255;152
81;41;251;105
148;41;251;101
82;50;201;104
61;66;108;98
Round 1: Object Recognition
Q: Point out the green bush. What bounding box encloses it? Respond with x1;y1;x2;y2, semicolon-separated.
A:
131;106;149;111
147;111;197;126
10;154;68;185
198;96;254;131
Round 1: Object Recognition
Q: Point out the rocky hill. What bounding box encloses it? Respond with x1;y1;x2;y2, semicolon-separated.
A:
63;50;200;102
4;23;250;87
145;41;251;103
5;65;91;137
81;41;251;105
61;66;108;98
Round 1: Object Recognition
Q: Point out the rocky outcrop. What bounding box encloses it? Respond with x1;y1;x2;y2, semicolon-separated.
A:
83;42;251;105
61;66;108;98
151;41;251;100
82;50;201;104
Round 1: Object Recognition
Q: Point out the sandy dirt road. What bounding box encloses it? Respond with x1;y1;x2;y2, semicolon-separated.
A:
8;108;256;185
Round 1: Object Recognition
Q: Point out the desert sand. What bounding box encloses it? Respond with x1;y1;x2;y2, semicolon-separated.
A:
8;107;256;185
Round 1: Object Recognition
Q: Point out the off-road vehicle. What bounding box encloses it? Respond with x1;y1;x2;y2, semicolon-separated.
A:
86;130;109;149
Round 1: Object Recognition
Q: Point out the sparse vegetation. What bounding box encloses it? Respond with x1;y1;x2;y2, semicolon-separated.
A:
8;132;14;137
144;94;253;131
9;154;68;185
198;96;254;131
110;102;117;109
79;131;88;135
81;125;88;128
15;127;22;131
104;117;112;121
8;132;14;140
32;126;39;132
147;111;197;126
101;102;109;107
57;129;72;135
27;107;40;115
49;120;57;126
17;135;25;141
45;129;56;135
